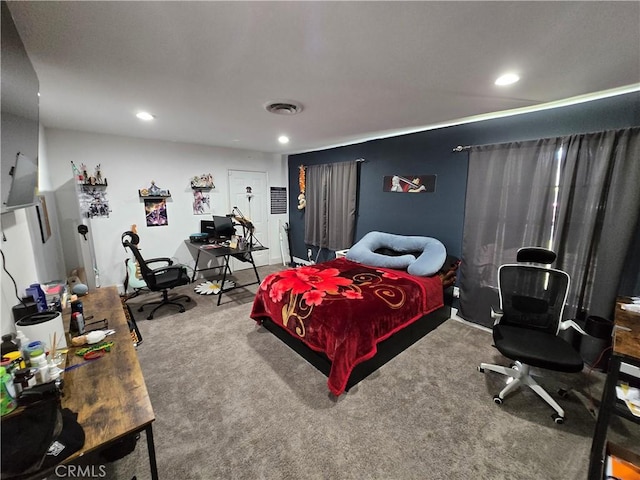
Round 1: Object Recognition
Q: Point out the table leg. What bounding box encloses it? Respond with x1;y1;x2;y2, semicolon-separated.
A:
217;254;231;306
145;424;159;480
249;252;261;284
192;249;202;282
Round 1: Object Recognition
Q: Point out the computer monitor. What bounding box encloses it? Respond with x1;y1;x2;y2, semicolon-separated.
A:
212;215;236;240
200;220;216;237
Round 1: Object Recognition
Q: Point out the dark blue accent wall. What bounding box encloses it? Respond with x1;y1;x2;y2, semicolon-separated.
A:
288;92;640;261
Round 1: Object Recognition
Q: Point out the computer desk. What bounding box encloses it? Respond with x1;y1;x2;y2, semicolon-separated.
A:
185;239;268;305
59;286;158;479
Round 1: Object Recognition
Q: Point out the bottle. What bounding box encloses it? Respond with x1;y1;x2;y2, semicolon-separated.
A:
30;353;49;384
0;334;18;357
13;367;37;395
3;351;26;371
15;331;29;365
25;341;44;360
71;300;84;316
69;312;85;337
0;366;17;415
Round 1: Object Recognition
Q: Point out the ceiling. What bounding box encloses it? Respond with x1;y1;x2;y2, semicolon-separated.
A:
6;1;640;155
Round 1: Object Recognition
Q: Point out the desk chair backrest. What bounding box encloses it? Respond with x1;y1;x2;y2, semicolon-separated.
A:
122;235;154;279
121;230;154;279
497;247;570;335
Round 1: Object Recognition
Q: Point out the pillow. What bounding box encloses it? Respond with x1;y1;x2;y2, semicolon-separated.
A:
346;231;446;276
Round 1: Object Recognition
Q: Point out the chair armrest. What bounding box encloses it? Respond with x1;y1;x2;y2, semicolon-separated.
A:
491;306;503;325
145;257;174;266
559;320;587;336
150;264;183;278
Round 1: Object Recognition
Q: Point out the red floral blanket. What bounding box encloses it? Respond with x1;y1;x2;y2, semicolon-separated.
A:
250;258;444;395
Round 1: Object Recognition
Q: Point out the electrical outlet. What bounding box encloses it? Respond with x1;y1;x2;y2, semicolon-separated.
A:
453;286;460;298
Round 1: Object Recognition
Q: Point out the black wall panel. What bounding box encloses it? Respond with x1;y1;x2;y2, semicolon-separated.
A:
288;92;640;262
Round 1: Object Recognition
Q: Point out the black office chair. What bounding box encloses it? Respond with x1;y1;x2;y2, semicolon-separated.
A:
121;231;191;319
478;247;586;424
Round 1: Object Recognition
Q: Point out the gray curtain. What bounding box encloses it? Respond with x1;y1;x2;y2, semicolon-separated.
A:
304;161;358;251
459;127;640;327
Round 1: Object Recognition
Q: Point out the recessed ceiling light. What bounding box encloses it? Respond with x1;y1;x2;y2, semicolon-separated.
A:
136;111;155;121
278;135;290;144
495;73;520;86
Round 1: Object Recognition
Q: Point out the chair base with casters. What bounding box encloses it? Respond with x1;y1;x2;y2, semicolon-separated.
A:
478;360;580;424
137;288;191;320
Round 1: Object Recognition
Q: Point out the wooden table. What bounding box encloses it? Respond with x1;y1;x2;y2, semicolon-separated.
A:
611;300;640;360
62;286;158;479
587;299;640;479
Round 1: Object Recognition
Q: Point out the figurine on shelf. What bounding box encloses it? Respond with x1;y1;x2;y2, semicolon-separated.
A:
80;163;89;184
140;181;170;197
148;181;161;195
95;164;103;184
190;173;214;189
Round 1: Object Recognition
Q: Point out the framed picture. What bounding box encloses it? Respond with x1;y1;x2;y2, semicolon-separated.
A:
36;196;52;243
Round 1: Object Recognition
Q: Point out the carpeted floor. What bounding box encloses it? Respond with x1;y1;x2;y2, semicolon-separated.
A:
66;265;639;480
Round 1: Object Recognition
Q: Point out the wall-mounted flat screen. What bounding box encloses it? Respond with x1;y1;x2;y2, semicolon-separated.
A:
4;152;37;211
2;2;40;213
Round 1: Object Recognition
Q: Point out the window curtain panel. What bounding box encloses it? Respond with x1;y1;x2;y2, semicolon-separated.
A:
459;127;640;327
304;161;358;251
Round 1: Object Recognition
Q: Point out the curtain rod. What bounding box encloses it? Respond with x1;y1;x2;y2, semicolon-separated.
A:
298;158;365;168
452;145;471;152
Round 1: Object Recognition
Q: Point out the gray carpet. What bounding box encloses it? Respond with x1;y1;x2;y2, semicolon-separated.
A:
78;267;637;480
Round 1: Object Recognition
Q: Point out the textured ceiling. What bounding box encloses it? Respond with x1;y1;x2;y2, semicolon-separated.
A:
6;1;640;155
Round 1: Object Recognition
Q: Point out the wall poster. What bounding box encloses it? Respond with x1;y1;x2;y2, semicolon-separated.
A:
383;174;436;193
80;187;110;218
193;190;211;215
144;199;168;227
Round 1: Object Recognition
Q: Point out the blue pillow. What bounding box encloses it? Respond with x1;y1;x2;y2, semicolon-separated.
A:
346;231;446;276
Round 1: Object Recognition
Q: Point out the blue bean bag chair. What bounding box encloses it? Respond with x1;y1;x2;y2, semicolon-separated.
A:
346;231;446;276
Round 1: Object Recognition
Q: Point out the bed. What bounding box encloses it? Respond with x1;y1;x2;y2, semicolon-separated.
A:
250;233;459;396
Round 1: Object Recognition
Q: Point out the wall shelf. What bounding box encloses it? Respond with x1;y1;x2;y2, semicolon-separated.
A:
81;181;108;188
138;191;171;199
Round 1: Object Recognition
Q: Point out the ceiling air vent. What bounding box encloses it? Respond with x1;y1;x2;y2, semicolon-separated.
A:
265;101;303;115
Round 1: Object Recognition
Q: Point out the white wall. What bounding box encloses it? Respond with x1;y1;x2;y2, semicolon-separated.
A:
45;128;288;291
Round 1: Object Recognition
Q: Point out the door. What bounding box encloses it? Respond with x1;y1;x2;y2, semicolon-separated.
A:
228;170;269;269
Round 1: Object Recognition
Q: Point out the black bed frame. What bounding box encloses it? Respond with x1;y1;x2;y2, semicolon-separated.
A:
259;290;454;393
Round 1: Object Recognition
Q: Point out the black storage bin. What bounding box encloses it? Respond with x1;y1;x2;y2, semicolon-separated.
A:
579;315;613;371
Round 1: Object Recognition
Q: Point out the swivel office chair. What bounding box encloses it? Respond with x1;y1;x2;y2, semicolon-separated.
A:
121;231;191;319
477;247;586;424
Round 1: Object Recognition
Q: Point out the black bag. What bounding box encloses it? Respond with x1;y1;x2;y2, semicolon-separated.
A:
1;381;85;478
